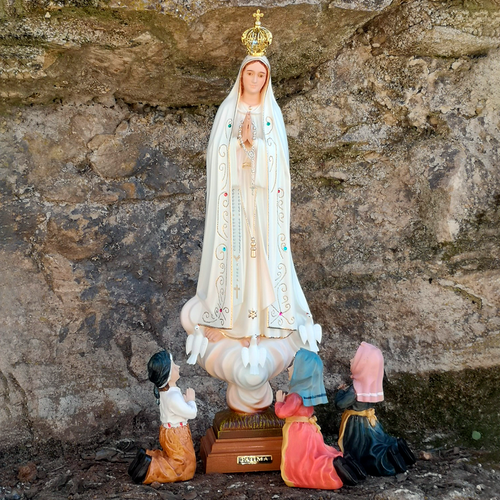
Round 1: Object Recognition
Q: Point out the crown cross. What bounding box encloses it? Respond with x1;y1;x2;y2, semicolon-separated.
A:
241;10;273;57
253;9;264;25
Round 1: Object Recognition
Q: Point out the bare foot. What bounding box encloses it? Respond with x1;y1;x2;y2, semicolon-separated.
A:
204;327;224;343
240;335;262;347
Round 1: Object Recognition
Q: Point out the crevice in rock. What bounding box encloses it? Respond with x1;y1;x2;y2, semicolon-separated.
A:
0;370;12;419
7;371;35;441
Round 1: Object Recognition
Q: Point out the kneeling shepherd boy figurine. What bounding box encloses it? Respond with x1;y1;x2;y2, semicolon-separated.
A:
128;350;197;484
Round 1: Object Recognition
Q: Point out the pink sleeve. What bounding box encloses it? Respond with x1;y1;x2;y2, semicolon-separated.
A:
275;393;302;418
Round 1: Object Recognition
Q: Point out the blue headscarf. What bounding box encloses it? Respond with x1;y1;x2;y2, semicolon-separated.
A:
289;349;328;407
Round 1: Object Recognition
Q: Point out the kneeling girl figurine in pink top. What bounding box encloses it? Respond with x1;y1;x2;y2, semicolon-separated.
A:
335;342;416;476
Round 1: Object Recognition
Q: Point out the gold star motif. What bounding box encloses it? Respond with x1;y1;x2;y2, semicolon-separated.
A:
248;310;257;319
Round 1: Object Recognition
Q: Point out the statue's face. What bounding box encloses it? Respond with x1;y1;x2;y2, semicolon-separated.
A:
241;61;268;97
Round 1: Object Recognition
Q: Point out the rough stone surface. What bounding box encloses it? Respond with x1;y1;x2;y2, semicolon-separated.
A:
1;0;500;456
1;444;499;500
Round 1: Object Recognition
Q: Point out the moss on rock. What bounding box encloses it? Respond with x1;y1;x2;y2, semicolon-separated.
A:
380;367;500;452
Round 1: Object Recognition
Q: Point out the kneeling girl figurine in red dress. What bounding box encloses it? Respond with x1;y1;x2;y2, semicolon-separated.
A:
275;348;365;489
128;350;197;484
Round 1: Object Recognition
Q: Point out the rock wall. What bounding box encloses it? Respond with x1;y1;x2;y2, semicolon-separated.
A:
1;0;500;452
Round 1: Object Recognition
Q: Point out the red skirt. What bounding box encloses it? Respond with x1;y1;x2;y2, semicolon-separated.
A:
281;417;343;490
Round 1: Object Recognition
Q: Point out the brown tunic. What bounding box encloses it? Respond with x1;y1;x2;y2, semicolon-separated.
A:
144;424;196;484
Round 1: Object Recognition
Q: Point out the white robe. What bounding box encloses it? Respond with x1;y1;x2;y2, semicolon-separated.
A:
159;387;197;427
181;56;321;413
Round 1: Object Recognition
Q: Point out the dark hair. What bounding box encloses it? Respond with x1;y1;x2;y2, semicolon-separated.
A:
147;350;172;403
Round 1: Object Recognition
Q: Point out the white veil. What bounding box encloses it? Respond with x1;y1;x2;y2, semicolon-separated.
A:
195;55;311;333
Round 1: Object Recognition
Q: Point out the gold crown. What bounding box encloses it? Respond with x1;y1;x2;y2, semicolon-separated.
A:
241;10;273;57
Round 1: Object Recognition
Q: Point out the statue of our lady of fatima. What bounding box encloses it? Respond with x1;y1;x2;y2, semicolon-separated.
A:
181;10;322;414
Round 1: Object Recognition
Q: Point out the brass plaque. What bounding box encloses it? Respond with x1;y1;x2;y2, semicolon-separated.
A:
237;455;273;465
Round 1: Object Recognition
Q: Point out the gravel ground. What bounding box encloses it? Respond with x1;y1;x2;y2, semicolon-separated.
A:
1;442;499;500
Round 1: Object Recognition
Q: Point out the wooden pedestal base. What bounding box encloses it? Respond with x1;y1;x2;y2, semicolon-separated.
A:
200;427;283;473
200;409;284;474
